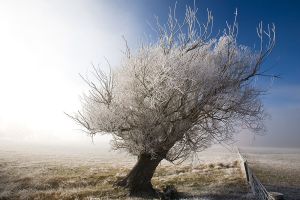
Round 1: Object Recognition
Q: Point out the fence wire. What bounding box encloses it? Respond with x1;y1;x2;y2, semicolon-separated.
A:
237;148;275;200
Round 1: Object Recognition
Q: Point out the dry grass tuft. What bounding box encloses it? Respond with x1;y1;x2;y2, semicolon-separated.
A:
0;160;253;199
0;145;256;200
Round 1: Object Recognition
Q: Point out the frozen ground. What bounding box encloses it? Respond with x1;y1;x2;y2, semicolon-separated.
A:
240;147;300;200
0;144;253;200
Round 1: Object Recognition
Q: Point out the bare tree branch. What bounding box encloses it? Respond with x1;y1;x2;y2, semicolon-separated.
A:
68;5;276;162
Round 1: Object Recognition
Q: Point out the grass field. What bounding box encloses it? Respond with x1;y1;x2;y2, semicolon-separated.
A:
0;145;253;200
240;147;300;200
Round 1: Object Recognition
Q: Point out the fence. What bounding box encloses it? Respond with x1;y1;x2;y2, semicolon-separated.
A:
237;148;276;200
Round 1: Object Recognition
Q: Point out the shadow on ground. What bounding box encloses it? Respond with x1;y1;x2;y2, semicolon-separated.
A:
265;185;300;200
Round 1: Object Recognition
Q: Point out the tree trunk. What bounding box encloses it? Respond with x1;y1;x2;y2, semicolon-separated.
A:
116;153;163;197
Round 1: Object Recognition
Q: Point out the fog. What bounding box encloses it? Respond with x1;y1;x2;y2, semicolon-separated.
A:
0;0;140;147
237;85;300;148
0;0;299;150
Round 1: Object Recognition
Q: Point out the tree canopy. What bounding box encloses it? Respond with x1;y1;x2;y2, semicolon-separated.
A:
68;5;275;196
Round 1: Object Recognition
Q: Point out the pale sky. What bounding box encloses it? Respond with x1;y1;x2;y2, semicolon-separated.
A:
0;0;140;146
0;0;299;148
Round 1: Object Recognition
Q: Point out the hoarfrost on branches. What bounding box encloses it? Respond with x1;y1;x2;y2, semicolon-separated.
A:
68;5;276;163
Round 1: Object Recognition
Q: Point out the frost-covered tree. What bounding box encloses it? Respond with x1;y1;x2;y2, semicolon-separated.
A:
68;5;275;197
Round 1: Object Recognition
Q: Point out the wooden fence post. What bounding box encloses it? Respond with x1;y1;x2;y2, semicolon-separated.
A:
236;148;284;200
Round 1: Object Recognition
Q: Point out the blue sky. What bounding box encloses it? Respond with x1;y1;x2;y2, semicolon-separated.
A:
111;0;300;106
119;0;300;147
133;0;300;84
0;0;299;147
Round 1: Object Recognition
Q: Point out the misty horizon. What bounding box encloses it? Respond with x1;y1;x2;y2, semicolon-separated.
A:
0;0;299;149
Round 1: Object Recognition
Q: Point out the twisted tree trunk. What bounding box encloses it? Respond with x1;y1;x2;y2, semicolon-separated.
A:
116;153;164;197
